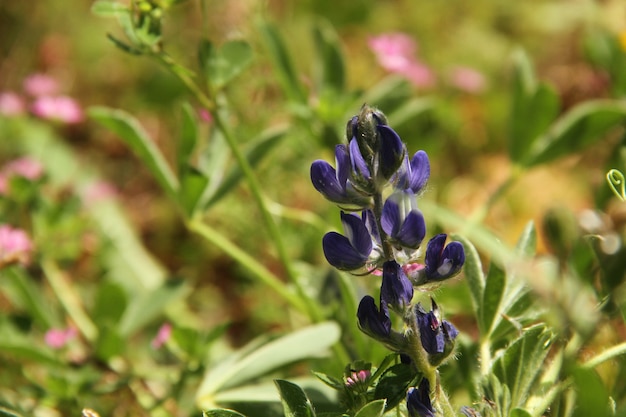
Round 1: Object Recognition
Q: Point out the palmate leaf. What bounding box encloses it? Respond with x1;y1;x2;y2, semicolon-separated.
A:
354;400;387;417
492;324;553;410
275;380;316;417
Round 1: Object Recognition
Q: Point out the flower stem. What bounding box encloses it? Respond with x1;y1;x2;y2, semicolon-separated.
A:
152;52;322;323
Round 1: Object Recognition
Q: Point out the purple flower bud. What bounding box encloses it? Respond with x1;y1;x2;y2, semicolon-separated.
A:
395;150;430;194
357;295;391;339
377;124;405;181
381;191;426;249
424;234;465;281
310;145;370;207
322;212;373;271
381;260;414;313
414;299;458;357
406;378;435;417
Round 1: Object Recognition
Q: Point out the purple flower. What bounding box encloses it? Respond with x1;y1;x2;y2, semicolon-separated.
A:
381;191;426;249
357;295;391;339
424;234;465;281
380;260;414;313
414;300;458;355
311;144;370;207
395;151;430;194
322;212;373;271
406;378;435;417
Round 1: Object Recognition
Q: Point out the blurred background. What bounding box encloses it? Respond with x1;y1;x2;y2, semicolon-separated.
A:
1;0;626;415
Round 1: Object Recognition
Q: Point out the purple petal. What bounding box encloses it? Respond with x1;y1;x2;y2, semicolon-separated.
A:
340;212;373;258
381;197;401;237
322;232;369;270
377;125;405;179
425;234;447;273
310;160;346;203
349;138;371;179
396;210;426;249
357;295;391;338
334;144;350;187
406;379;435;417
408;151;430;193
381;261;414;311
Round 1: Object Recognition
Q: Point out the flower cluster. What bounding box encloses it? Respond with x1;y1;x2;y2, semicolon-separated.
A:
311;105;465;415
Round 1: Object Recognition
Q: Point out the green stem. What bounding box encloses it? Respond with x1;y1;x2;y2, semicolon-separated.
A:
153;52;322;322
187;218;308;316
41;259;98;342
582;340;626;370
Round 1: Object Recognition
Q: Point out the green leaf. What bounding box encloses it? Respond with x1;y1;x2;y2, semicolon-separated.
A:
196;322;341;405
203;126;286;208
257;21;306;103
178;102;199;173
312;19;345;92
91;0;129;17
179;165;210;217
203;410;247;417
118;279;189;336
313;371;344;390
515;221;537;257
509;409;532;417
453;236;485;316
92;281;127;325
94;323;124;361
89;106;179;196
492;325;552;408
354;400;387;417
373;363;419;411
275;380;316;417
0;268;60;329
526;100;626;166
480;263;506;336
0;406;24;417
571;367;612;417
200;39;254;90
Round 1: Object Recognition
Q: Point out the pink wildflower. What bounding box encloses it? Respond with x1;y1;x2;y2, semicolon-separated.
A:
368;33;436;88
0;92;26;116
0;225;34;267
31;95;83;124
448;67;486;94
81;181;117;207
45;327;77;349
151;323;172;349
198;108;213;123
23;73;59;97
4;157;44;181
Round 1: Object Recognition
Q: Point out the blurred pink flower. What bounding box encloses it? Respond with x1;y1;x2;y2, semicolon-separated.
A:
23;73;59;97
368;33;436;88
0;92;26;116
45;327;77;349
448;67;486;94
0;224;34;267
0;157;44;195
151;322;172;349
368;33;418;72
198;108;213;123
4;157;44;181
31;95;83;124
81;181;117;206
